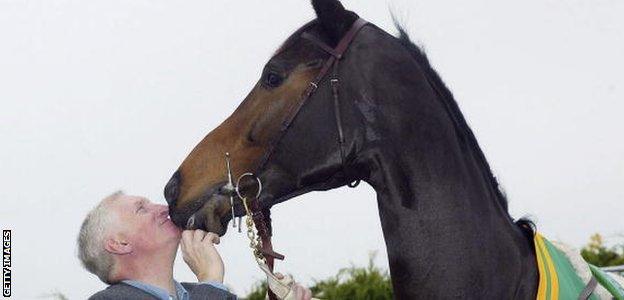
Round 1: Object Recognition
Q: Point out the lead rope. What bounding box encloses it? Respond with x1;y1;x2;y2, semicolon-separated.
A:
241;197;320;300
240;196;265;264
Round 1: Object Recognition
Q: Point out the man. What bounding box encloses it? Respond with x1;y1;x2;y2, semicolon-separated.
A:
78;191;312;300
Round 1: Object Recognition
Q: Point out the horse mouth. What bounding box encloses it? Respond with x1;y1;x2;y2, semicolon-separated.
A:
170;184;244;236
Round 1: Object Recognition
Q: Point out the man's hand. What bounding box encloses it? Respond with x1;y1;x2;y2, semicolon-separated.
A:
275;273;312;300
180;230;224;283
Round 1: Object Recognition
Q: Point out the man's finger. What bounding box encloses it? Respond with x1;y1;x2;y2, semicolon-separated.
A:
274;272;284;280
193;229;207;242
204;232;220;245
180;234;193;256
180;238;186;251
182;230;193;246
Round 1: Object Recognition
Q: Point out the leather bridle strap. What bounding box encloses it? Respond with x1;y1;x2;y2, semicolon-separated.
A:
256;17;368;177
301;17;368;188
251;17;368;300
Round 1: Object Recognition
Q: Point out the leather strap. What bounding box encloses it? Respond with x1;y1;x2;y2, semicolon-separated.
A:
301;32;342;58
249;205;285;260
314;19;368;188
578;276;598;300
333;18;368;57
248;199;283;300
252;18;368;300
257;18;368;172
330;58;360;188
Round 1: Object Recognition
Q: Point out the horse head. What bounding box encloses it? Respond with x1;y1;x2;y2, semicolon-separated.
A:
164;0;370;235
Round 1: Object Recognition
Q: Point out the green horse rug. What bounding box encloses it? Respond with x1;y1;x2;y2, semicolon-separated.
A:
534;233;624;300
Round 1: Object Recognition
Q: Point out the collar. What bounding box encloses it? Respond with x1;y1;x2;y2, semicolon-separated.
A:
122;279;188;300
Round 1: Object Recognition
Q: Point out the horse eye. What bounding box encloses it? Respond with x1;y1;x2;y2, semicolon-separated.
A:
265;72;283;88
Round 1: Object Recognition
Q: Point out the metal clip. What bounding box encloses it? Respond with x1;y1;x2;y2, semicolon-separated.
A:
225;152;237;229
236;172;262;200
223;153;264;232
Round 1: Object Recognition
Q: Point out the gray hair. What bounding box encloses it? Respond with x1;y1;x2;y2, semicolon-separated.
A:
77;191;123;284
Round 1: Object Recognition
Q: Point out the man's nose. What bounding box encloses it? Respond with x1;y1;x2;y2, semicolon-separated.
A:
164;170;181;207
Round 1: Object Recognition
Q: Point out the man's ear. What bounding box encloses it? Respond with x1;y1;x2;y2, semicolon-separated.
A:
104;237;133;255
311;0;359;47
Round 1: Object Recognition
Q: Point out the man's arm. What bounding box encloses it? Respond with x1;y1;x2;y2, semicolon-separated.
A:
180;230;224;283
181;229;312;300
180;230;235;298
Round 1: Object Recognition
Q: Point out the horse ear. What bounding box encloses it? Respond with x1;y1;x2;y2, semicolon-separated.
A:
311;0;358;46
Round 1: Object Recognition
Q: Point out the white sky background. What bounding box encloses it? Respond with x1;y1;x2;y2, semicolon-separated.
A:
1;0;623;298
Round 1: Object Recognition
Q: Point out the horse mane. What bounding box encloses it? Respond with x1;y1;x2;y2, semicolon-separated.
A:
392;22;536;239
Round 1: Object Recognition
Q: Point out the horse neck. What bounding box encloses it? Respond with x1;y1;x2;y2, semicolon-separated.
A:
363;148;538;298
349;39;538;297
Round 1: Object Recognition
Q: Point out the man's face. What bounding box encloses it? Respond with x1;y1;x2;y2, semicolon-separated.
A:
108;194;181;254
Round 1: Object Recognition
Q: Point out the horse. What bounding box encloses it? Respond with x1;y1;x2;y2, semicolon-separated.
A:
164;0;555;298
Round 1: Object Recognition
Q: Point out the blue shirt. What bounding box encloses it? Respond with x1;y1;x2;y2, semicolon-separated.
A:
122;279;230;300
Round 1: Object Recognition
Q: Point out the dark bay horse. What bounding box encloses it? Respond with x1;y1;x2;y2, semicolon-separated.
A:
164;0;539;298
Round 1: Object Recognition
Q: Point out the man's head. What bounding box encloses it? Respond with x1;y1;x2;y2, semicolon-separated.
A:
77;191;181;283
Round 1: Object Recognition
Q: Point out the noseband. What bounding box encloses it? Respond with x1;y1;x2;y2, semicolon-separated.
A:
248;17;368;300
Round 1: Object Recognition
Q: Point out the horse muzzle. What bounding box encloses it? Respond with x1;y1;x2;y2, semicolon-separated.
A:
167;183;246;236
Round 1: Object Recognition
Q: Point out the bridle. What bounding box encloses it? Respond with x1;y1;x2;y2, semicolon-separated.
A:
255;17;368;187
211;17;368;300
244;17;369;300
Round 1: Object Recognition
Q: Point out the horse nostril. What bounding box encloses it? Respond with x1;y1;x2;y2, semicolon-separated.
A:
164;170;181;207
